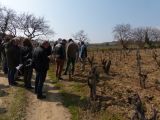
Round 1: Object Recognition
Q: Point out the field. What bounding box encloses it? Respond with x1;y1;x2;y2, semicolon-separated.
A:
1;48;160;120
61;48;160;120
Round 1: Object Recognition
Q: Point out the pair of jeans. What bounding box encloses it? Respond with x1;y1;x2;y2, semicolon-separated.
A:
64;57;76;75
8;68;16;85
35;70;47;96
24;68;33;88
56;59;65;78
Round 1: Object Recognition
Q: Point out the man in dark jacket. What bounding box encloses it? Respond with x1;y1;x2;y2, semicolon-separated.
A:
32;41;50;99
6;38;21;85
21;38;34;89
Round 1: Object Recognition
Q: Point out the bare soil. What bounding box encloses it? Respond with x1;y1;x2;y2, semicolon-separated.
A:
25;79;71;120
0;71;71;120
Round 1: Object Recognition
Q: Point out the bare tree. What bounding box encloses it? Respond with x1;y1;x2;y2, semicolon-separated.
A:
147;28;160;47
18;13;54;39
113;24;132;49
7;14;19;37
73;30;89;42
0;7;17;38
132;27;146;48
142;27;160;47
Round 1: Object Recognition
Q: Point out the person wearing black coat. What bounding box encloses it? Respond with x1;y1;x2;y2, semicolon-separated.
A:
6;39;21;86
32;41;50;99
21;39;33;89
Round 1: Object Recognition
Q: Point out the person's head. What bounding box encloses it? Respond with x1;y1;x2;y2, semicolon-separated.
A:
8;39;16;47
61;39;67;45
58;38;62;43
81;41;84;45
23;38;33;48
68;38;73;43
13;37;23;46
41;41;50;49
4;36;12;42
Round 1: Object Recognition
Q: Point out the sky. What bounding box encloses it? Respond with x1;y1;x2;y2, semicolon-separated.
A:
0;0;160;43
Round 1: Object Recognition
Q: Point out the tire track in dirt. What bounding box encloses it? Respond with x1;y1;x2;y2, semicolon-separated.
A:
25;80;71;120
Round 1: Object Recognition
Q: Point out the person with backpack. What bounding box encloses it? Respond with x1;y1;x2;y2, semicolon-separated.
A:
64;39;79;75
79;41;87;71
54;39;66;80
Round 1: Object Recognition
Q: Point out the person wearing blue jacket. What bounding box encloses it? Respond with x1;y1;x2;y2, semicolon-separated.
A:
79;41;87;71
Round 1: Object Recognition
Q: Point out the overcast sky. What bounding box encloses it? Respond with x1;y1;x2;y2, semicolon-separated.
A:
1;0;160;43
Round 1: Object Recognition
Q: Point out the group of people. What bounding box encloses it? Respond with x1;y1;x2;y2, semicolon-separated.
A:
0;36;87;99
54;38;87;80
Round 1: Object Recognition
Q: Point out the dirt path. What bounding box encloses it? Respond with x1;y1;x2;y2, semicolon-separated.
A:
0;70;71;120
25;79;71;120
0;74;8;107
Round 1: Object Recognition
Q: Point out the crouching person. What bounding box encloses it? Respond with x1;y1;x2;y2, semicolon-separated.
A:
32;41;50;99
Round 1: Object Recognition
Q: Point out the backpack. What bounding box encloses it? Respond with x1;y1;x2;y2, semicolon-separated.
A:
54;43;62;58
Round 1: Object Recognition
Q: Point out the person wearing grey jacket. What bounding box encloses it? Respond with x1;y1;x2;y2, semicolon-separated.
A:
64;39;79;75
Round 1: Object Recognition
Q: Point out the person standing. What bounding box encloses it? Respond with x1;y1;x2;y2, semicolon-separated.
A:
21;38;34;89
64;39;79;75
79;41;87;71
6;38;21;86
32;41;50;99
0;37;2;64
1;36;11;74
55;39;66;80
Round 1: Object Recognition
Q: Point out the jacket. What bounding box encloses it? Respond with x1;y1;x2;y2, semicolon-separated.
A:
21;46;33;69
32;46;50;72
6;45;21;69
66;42;79;59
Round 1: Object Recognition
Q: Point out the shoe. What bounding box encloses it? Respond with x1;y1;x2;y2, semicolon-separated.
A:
37;95;46;99
58;77;63;80
63;72;67;75
10;82;18;86
26;86;34;89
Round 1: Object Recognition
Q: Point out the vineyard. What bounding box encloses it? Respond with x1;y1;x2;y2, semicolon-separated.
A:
66;48;160;120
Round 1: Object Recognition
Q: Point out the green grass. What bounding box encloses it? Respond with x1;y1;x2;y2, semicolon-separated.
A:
48;64;125;120
48;64;57;83
59;89;88;120
48;65;89;120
